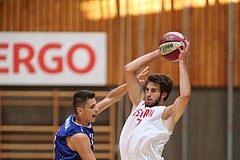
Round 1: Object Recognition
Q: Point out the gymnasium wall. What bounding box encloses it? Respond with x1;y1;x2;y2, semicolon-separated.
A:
0;0;239;87
162;88;240;160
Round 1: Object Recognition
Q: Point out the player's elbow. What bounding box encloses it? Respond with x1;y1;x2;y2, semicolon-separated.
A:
124;64;130;73
124;63;135;73
180;91;191;100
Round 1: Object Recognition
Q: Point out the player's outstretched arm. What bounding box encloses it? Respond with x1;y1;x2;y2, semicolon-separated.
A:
97;66;150;114
96;84;127;115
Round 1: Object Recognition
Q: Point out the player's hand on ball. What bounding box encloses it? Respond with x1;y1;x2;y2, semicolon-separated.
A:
178;40;190;63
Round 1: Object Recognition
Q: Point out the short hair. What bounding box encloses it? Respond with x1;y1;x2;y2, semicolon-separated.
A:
143;73;173;101
72;90;95;112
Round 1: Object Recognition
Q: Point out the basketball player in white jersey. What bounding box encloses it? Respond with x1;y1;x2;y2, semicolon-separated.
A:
119;40;190;160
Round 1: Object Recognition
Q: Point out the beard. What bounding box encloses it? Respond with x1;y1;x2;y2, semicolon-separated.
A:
145;97;161;108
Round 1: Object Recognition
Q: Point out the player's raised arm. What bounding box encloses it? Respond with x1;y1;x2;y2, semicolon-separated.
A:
124;49;160;110
163;40;191;129
171;40;191;123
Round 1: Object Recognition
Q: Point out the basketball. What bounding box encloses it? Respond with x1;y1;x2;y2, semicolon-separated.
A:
159;31;186;61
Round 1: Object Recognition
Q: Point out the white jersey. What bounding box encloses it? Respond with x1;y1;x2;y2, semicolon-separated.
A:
119;101;172;160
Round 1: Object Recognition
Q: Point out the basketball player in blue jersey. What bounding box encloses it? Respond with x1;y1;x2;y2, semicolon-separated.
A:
119;40;191;159
54;68;149;160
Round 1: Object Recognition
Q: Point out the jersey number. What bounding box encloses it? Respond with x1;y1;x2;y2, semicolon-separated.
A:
137;118;142;126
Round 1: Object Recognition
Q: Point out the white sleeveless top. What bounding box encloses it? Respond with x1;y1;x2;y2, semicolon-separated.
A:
119;101;172;160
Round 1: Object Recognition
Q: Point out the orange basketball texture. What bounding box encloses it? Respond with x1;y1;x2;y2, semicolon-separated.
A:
159;32;186;61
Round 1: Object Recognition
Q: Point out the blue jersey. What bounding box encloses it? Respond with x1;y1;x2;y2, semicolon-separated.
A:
54;114;94;160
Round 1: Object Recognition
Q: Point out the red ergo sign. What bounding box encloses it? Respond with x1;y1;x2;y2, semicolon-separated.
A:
0;32;107;86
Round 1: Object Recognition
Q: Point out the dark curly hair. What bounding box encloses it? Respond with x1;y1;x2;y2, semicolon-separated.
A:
143;73;173;102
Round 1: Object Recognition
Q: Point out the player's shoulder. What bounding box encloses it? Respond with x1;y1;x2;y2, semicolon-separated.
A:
72;132;89;139
131;101;145;112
